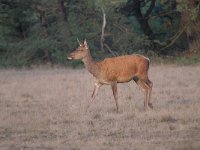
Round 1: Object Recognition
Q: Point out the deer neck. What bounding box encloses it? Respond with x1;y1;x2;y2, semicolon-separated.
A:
82;51;100;78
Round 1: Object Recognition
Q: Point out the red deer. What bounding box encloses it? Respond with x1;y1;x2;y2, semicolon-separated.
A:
67;39;153;112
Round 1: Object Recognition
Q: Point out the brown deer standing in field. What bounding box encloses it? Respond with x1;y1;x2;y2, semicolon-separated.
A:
67;39;153;112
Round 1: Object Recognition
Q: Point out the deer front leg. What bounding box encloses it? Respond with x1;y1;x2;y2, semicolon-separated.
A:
111;83;119;112
86;82;102;112
91;82;102;101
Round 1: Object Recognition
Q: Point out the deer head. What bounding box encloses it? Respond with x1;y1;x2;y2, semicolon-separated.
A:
68;39;89;60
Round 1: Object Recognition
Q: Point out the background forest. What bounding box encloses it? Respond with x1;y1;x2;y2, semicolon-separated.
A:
0;0;200;67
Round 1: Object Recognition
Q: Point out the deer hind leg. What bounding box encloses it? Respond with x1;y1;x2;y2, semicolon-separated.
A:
111;83;119;112
145;79;153;109
141;79;153;109
140;80;149;110
133;78;149;110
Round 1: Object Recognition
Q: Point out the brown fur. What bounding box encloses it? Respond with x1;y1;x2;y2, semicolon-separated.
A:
98;55;150;84
68;40;153;112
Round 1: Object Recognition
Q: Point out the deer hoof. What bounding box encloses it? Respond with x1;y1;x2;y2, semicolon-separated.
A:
148;103;153;109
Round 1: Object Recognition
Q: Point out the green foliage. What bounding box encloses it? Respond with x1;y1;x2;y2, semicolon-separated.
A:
0;0;38;38
176;0;200;21
176;55;200;65
0;0;198;67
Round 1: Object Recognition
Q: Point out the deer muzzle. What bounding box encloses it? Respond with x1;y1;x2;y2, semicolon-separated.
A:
67;53;74;60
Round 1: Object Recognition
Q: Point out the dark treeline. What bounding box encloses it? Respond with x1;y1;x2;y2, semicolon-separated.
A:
0;0;199;67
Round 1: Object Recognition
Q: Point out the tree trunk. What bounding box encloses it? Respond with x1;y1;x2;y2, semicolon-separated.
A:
36;5;48;37
180;0;200;51
57;0;72;50
57;0;67;22
36;5;51;63
135;13;153;38
133;0;154;39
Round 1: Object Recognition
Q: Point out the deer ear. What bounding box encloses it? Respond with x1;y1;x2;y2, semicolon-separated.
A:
84;39;87;45
84;39;88;48
77;38;81;46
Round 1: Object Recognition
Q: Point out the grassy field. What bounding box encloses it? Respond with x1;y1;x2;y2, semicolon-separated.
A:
0;65;200;150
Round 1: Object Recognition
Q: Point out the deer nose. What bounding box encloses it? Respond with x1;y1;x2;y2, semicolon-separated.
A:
67;53;74;60
67;57;72;60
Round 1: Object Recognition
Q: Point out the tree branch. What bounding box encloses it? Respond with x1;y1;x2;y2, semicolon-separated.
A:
161;23;189;50
100;8;106;52
104;44;118;56
144;0;156;18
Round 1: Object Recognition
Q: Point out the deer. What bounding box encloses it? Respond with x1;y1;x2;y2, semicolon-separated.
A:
67;39;153;112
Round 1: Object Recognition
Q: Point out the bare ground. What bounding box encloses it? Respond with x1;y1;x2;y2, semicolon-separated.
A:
0;65;200;150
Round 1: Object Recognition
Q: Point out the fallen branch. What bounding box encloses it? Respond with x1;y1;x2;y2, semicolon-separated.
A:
104;43;118;56
161;23;189;50
100;8;106;52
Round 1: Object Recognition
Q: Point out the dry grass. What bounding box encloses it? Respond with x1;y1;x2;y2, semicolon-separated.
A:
0;65;200;150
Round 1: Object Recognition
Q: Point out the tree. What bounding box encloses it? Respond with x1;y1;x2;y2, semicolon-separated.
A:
0;0;37;39
119;0;156;39
177;0;200;51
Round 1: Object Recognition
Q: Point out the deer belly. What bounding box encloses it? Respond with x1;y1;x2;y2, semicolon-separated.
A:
117;76;133;83
99;73;133;84
115;70;135;83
